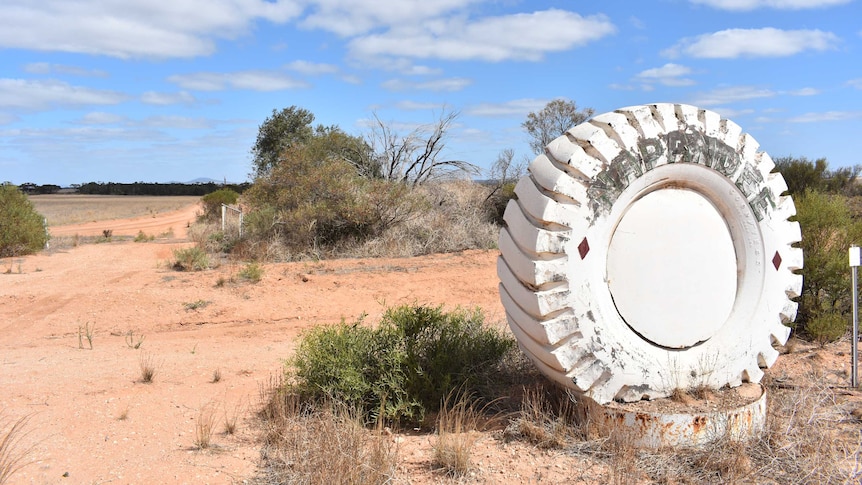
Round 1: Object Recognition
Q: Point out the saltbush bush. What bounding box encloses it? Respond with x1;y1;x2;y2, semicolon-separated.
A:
0;183;49;257
238;261;264;282
172;247;210;271
341;180;498;259
243;146;414;259
288;304;516;425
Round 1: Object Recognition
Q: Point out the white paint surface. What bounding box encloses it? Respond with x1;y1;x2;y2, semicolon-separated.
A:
606;188;737;348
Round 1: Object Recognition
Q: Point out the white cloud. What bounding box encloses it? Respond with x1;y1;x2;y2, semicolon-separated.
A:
664;28;838;59
141;91;196;105
689;86;776;106
79;112;126;124
285;60;340;76
0;79;127;110
381;77;472;92
465;98;550;117
139;116;213;129
23;63;108;77
300;0;482;37
0;0;302;59
689;0;851;10
394;101;448;111
847;78;862;89
0;113;19;125
349;9;616;62
690;86;823;107
787;87;820;96
635;63;696;87
340;74;362;85
788;111;862;123
168;71;308;91
401;65;444;76
711;108;755;119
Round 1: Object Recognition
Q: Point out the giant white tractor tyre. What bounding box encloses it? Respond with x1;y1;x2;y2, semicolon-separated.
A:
498;103;802;404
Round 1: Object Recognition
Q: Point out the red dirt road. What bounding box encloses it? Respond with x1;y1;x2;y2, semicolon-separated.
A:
48;204;201;238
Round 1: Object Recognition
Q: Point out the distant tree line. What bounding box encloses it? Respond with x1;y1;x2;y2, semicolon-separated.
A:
17;183;62;194
75;181;250;196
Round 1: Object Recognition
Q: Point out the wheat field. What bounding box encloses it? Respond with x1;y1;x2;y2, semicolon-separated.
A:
28;195;200;226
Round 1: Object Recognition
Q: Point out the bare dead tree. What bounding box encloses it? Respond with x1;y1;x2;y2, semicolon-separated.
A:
368;110;479;186
483;148;525;203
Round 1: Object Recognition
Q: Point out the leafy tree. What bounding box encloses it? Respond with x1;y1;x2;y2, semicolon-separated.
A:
793;189;862;339
367;110;479;186
0;183;49;257
775;156;861;196
775;156;829;195
250;106;315;178
523;99;594;155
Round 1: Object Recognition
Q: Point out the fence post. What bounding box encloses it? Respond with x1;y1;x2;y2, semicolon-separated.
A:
221;204;226;233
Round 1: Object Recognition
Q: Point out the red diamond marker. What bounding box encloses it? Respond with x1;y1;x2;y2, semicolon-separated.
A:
578;237;590;260
772;251;782;271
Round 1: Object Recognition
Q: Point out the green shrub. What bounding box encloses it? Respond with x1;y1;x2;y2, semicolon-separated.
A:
238;261;263;282
806;311;847;345
134;230;154;242
200;188;240;221
289;304;516;426
793;189;862;335
0;184;49;257
172;247;209;271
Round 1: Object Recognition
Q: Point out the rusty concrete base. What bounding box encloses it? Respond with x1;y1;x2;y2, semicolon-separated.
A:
593;384;767;449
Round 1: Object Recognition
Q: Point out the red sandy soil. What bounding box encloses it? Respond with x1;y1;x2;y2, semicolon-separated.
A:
3;205;578;484
2;204;861;484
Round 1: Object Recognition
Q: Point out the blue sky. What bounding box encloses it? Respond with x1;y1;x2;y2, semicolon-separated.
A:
0;0;860;186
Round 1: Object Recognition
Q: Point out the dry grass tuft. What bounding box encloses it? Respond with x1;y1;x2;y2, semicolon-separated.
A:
194;404;218;450
223;402;241;435
138;352;158;383
746;375;857;483
0;413;36;485
116;406;129;421
255;376;398;485
433;393;485;477
505;385;581;449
